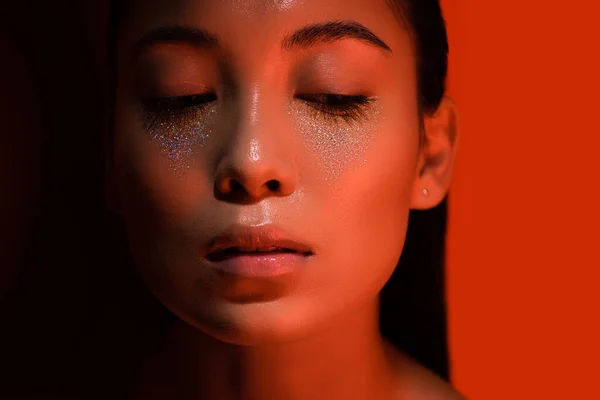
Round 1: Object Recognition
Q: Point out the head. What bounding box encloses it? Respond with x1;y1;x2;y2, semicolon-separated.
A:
107;0;458;345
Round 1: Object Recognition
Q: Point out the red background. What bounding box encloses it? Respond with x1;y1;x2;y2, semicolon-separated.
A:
443;0;600;398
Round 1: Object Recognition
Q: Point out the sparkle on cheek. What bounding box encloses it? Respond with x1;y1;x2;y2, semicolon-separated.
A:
289;106;381;182
143;107;216;174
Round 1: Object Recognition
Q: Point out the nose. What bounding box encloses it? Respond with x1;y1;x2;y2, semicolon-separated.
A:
214;100;297;203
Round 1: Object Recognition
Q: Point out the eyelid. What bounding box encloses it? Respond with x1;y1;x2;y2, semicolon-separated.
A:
145;92;215;101
142;92;217;113
295;93;375;107
141;84;214;100
294;93;376;122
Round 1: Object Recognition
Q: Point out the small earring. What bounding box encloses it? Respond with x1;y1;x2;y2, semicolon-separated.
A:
422;188;429;197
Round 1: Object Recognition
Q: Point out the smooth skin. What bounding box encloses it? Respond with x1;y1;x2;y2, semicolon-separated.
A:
110;0;461;398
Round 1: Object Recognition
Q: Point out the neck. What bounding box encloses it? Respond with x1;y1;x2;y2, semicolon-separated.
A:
136;297;399;400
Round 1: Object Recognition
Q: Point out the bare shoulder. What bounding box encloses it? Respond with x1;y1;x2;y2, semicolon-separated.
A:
394;352;467;400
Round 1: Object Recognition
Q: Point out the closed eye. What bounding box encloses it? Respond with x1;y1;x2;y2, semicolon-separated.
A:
143;93;217;113
295;93;374;121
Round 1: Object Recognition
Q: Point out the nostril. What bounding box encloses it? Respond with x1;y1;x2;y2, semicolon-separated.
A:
266;180;280;192
229;180;245;193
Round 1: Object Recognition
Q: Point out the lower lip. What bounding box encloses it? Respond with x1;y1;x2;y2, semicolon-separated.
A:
207;252;309;278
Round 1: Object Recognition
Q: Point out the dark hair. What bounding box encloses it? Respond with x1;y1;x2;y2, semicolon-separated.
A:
377;0;451;381
390;0;449;114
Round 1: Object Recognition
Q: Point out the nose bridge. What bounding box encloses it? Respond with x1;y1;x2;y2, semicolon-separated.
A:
215;80;297;201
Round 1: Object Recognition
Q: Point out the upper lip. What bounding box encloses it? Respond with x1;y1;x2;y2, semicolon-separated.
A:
204;224;313;259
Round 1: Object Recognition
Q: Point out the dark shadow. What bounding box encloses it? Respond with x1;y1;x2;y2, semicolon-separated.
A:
0;1;450;397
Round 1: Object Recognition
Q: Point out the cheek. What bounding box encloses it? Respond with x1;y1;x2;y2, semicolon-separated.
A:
316;116;419;299
113;102;211;264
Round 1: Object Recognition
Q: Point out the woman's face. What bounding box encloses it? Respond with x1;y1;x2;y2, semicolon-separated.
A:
113;0;428;344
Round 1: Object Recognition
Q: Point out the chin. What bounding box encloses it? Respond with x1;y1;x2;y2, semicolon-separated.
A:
181;299;321;346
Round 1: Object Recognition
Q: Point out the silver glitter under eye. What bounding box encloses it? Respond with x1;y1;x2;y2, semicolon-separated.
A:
290;101;381;181
142;106;216;173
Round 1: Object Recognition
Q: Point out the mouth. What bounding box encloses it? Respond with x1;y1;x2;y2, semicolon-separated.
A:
204;224;313;278
206;246;309;262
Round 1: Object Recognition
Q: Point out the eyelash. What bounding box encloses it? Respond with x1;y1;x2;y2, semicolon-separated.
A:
142;93;374;122
295;94;374;122
142;93;217;116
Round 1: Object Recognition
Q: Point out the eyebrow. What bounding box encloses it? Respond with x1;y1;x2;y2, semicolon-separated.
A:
131;20;391;57
281;21;392;53
131;26;219;57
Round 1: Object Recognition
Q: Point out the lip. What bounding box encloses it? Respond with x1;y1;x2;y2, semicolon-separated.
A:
204;224;313;278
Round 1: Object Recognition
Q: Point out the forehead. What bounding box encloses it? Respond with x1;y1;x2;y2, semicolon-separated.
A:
122;0;411;56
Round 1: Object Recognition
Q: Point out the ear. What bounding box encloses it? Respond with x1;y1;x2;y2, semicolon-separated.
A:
410;97;460;210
